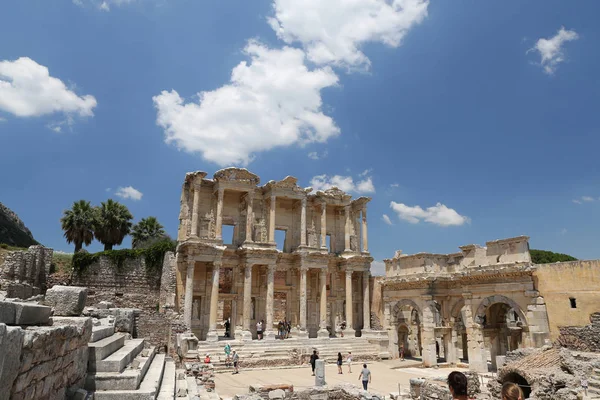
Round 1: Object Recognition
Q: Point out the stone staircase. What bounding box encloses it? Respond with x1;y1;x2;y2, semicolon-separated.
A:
84;324;176;399
588;366;600;398
191;337;383;372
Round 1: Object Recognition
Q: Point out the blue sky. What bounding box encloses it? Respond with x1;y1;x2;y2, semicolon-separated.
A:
1;0;599;274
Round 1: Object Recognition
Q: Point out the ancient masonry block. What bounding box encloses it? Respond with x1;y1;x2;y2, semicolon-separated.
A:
44;285;88;316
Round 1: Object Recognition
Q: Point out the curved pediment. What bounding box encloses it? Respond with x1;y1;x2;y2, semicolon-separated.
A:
213;167;260;186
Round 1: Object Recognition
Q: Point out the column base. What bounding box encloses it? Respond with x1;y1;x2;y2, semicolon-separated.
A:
264;330;276;341
240;330;253;341
317;329;329;338
206;330;219;342
296;329;309;339
344;328;356;338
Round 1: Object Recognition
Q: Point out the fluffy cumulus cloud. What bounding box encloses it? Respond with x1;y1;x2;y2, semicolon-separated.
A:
382;214;393;225
115;186;143;201
390;201;469;226
310;173;375;194
153;41;340;166
371;260;386;276
268;0;429;69
529;27;579;74
0;57;97;119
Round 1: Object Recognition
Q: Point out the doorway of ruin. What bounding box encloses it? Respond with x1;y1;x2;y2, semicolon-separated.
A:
392;300;423;359
502;373;531;398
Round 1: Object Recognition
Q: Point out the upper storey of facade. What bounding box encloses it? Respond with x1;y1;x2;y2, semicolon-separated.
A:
177;167;371;255
384;235;531;278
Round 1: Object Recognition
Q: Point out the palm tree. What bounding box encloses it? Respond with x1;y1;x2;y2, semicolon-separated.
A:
94;199;133;251
60;200;96;252
131;216;166;248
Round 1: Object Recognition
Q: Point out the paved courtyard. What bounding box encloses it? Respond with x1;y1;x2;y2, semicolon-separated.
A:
214;361;469;399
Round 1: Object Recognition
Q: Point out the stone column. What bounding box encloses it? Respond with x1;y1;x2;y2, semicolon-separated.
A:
300;197;307;247
463;294;488;372
345;269;355;336
361;207;368;253
245;191;254;243
421;299;438;367
265;265;276;340
320;203;327;249
190;183;201;237
344;205;351;252
184;259;195;331
446;329;457;364
299;266;308;338
242;264;253;341
206;261;221;341
268;195;276;244
318;268;329;337
215;188;225;240
362;270;371;332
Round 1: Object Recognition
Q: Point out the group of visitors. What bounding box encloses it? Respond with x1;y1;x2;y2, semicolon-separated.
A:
221;343;240;374
278;319;292;339
447;371;524;400
336;351;353;374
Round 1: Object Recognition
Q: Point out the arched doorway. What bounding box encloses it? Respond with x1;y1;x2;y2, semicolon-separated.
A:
503;372;531;398
392;300;422;359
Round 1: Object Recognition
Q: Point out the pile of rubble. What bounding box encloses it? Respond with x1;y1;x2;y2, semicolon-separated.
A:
401;371;484;400
234;383;383;400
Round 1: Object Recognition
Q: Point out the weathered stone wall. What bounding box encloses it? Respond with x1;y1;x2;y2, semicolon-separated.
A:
71;252;179;347
0;245;52;299
6;317;91;400
534;259;600;340
557;312;600;352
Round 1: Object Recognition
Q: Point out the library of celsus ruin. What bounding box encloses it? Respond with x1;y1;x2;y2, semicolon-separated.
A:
175;168;373;342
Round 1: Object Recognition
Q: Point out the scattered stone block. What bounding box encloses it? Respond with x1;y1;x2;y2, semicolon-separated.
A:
268;389;285;399
0;301;52;325
114;308;135;333
0;323;24;400
45;286;88;316
97;301;114;309
315;359;326;386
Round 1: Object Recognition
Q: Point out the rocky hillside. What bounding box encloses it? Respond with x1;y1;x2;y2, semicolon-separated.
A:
0;202;38;247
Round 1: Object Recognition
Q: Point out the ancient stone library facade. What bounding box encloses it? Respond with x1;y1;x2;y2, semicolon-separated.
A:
175;168;373;341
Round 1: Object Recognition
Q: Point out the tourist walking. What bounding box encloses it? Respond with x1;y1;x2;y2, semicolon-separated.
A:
501;382;524;400
399;344;405;361
346;351;353;373
224;318;231;338
310;350;319;376
286;320;291;338
337;352;343;374
232;350;240;374
447;371;468;400
278;320;284;339
582;378;589;398
224;343;231;367
256;320;263;340
358;364;371;391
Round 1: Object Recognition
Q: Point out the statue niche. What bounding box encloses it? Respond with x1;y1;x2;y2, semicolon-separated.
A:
199;210;215;239
254;218;268;243
307;220;318;248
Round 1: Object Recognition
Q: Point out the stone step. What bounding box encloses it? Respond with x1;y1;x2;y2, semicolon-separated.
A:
85;346;157;391
92;339;145;373
186;376;198;399
91;325;115;343
93;353;166;400
156;358;176;400
89;333;127;364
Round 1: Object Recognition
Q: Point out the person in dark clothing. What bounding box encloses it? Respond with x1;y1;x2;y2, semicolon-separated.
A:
224;319;231;338
310;350;319;376
337;352;343;374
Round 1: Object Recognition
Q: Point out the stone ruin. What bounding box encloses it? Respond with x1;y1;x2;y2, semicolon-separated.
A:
400;371;483;400
0;245;52;300
234;383;384;400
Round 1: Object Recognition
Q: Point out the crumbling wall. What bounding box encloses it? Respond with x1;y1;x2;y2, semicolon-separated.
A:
410;372;481;400
71;252;179;348
0;245;52;299
5;317;91;400
556;312;600;352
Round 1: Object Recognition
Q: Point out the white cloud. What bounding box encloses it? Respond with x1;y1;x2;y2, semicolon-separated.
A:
310;173;375;194
390;183;400;188
115;186;143;201
572;199;582;204
390;201;469;226
0;57;97;119
359;168;372;177
582;196;595;202
74;0;136;11
529;27;578;74
371;260;386;276
308;150;328;160
573;196;596;204
382;214;393;225
268;0;429;69
153;41;340;166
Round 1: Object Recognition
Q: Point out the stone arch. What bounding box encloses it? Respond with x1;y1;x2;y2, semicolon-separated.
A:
391;299;423;359
392;299;422;323
450;298;466;320
474;295;528;327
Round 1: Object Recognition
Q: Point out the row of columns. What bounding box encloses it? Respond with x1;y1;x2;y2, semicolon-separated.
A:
183;260;371;340
188;183;369;252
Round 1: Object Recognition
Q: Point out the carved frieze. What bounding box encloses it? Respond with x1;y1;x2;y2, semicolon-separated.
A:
213;167;260;185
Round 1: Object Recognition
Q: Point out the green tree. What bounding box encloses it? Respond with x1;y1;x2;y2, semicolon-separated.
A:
60;200;96;252
530;249;577;264
94;199;133;251
131;216;166;249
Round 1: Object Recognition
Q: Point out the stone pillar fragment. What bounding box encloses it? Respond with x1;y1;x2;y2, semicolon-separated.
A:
242;264;253;341
463;294;488;372
268;195;276;244
300;197;307;247
299;266;308;337
215;188;225;240
265;265;276;340
320;203;327;249
344;206;351;252
315;359;326;386
191;183;201;237
421;300;438;367
207;261;221;341
245;191;254;243
362;270;371;332
318;268;329;337
184;259;195;331
361;207;368;253
345;269;355;336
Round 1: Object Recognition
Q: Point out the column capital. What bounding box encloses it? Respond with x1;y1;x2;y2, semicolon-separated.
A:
215;186;225;195
267;264;277;273
213;260;222;269
299;265;310;272
462;292;473;300
345;268;353;275
319;267;328;276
